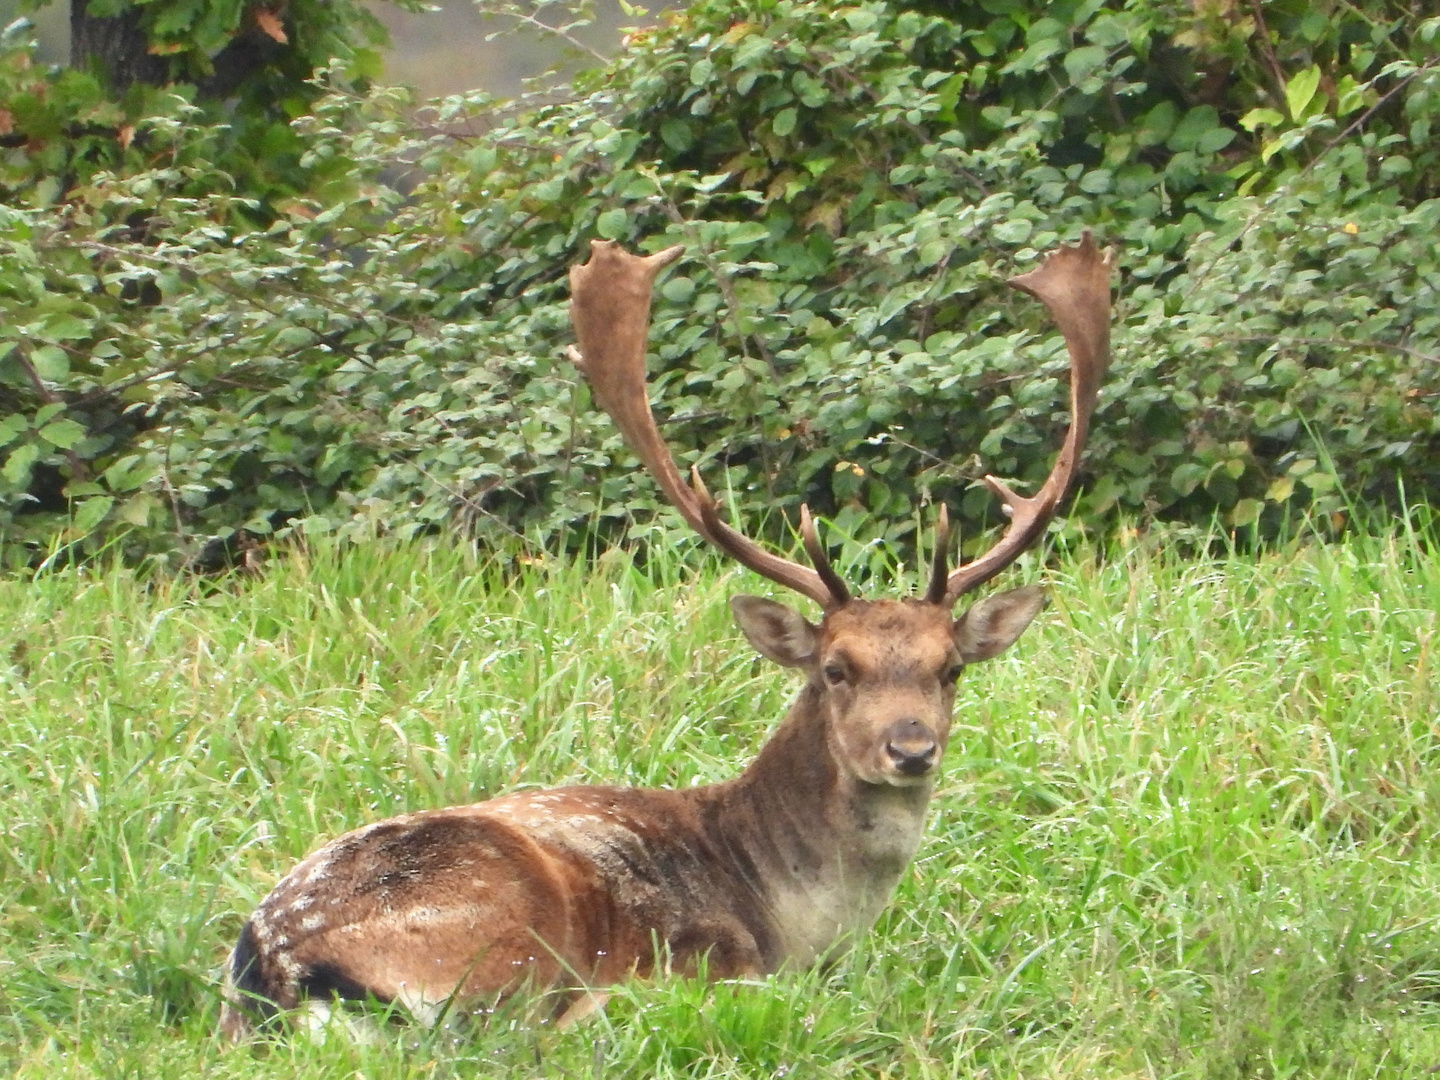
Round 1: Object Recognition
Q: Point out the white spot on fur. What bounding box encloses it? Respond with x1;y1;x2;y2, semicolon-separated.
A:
296;999;382;1045
394;982;443;1026
275;951;303;981
404;906;445;928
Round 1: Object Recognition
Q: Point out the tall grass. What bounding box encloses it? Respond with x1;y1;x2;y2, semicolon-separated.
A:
2;525;1439;1078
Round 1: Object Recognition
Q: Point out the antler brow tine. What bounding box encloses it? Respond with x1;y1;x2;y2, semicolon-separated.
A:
569;240;845;609
941;230;1114;606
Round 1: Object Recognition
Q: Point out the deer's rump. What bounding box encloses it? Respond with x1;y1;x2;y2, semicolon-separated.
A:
221;787;772;1031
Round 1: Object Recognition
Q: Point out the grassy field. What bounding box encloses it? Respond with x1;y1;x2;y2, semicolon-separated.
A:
3;523;1440;1078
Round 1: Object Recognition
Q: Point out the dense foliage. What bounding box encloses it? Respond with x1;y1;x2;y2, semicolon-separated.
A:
1;0;1438;567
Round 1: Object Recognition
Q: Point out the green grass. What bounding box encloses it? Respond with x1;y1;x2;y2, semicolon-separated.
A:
3;525;1440;1078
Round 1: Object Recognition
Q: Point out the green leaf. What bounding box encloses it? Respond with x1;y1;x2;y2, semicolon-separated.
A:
1230;498;1263;527
346;48;384;83
992;218;1033;244
1196;127;1236;154
42;315;93;342
272;326;318;351
0;415;28;449
73;495;113;534
1334;75;1367;117
1063;45;1106;83
40;419;87;450
3;443;40;487
661;277;696;303
1137;101;1177;146
1167;106;1221;152
726;222;770;245
1170;462;1207;497
596;209;629;240
659;119;694;152
1240;108;1285;132
104;455;152;492
1379;155;1412;178
118;493;156;527
1285;65;1322;121
917;240;949;267
772;107;798;137
1266;476;1295;503
30;345;69;381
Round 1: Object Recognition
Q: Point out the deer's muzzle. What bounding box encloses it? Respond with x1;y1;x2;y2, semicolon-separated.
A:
883;719;939;778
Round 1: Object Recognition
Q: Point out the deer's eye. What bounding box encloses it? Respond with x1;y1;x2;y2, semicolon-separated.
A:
823;664;848;687
943;663;965;685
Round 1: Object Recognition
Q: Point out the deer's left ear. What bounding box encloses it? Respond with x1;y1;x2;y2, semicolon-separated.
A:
953;585;1048;663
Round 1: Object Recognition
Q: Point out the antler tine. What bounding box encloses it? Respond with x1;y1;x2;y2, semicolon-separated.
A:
800;504;852;606
924;504;951;604
569;239;844;609
942;230;1113;606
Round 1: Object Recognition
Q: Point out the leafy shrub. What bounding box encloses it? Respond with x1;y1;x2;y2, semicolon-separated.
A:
1;1;1438;568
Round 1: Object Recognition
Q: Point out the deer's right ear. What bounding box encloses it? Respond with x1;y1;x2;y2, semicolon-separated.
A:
731;595;819;668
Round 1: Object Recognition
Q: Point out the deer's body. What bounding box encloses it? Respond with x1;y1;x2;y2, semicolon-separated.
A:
221;601;974;1035
220;236;1112;1039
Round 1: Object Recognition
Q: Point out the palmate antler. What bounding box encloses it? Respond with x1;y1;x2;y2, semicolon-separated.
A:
934;232;1113;604
567;242;847;608
568;233;1112;610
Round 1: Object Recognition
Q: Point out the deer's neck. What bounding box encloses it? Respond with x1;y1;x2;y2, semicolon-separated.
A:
708;684;934;968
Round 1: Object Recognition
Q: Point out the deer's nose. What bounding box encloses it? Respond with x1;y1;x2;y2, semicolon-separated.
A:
884;719;938;777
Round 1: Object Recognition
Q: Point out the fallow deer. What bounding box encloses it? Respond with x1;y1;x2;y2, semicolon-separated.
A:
218;232;1112;1039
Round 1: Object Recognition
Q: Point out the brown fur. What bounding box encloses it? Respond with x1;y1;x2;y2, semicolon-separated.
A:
219;593;1045;1038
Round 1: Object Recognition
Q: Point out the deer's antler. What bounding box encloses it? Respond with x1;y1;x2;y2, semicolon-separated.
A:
931;230;1113;605
571;233;1111;613
568;240;847;609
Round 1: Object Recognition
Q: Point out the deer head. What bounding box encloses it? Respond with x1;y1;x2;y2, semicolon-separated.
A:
569;234;1111;791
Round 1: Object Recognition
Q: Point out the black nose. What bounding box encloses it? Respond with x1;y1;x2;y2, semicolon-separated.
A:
885;720;938;777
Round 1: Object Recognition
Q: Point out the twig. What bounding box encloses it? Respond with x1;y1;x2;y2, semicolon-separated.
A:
488;7;608;65
1248;0;1291;113
404;461;533;545
1214;333;1440;365
160;432;190;552
72;344;224;408
914;249;953;344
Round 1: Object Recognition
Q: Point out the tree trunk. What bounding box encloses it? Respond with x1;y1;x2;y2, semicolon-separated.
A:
70;0;288;100
70;0;169;91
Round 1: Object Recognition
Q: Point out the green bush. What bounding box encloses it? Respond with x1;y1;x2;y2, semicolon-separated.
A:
1;1;1438;568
